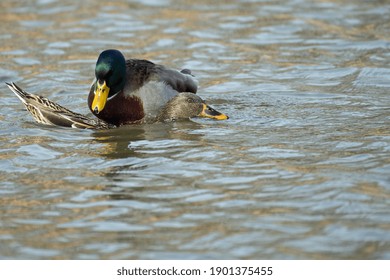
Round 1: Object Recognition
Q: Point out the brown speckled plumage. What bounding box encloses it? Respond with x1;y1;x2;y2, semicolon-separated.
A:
7;82;112;129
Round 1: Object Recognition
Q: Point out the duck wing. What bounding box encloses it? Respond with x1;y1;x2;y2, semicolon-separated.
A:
125;59;198;94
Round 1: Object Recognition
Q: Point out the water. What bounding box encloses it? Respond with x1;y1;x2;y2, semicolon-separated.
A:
0;0;390;259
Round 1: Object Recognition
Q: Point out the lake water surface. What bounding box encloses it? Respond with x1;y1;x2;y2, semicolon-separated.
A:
0;0;389;259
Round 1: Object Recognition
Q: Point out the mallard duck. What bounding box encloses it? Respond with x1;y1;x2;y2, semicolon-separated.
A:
157;92;228;122
6;82;113;129
7;82;227;129
88;49;228;125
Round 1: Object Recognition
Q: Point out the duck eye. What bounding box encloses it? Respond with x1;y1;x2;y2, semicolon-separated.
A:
186;98;194;103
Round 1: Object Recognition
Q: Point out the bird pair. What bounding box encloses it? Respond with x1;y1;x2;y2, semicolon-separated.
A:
7;49;228;129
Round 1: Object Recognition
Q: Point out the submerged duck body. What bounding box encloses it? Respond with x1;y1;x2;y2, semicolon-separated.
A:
88;49;227;126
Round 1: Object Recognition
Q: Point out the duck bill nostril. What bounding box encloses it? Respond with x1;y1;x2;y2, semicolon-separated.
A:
91;80;110;114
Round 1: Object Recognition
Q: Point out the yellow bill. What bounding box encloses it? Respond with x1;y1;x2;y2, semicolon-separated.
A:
92;80;110;114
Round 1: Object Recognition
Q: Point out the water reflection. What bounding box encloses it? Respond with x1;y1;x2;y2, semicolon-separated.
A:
91;121;205;158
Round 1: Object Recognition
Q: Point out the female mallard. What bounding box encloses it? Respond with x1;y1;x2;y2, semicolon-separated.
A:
88;49;228;125
157;92;228;122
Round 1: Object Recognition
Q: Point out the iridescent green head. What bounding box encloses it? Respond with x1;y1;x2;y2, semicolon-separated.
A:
92;49;126;114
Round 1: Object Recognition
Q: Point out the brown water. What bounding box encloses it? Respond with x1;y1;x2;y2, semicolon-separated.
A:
0;0;389;259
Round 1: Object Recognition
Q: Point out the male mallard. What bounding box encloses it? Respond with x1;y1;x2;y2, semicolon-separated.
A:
7;82;113;129
88;49;228;125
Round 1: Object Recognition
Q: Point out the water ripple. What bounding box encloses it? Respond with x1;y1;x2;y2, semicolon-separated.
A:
1;0;389;260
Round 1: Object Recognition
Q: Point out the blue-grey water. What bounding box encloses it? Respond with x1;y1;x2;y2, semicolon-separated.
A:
0;0;389;259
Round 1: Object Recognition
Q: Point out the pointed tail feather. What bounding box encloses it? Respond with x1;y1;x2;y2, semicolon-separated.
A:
6;82;113;129
6;82;30;105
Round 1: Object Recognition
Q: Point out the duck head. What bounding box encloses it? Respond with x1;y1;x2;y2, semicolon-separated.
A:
159;92;229;121
92;49;126;114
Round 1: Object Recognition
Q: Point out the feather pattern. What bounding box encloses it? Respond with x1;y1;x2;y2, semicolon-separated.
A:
7;82;113;129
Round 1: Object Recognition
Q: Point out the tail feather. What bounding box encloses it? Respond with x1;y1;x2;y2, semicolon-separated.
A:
6;82;30;105
6;82;113;129
7;82;74;113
